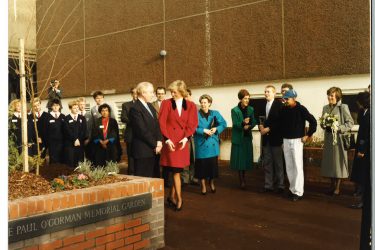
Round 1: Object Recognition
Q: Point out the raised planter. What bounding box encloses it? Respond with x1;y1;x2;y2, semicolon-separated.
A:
303;147;355;186
8;176;165;250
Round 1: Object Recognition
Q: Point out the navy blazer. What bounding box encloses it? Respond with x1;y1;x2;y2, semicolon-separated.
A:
261;100;283;146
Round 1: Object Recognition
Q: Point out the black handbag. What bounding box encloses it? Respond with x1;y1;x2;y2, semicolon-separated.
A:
339;105;352;150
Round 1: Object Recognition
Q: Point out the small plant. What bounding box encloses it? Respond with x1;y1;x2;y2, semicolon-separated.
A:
8;134;23;174
90;167;107;181
75;160;93;175
72;173;89;188
105;161;119;175
51;176;66;191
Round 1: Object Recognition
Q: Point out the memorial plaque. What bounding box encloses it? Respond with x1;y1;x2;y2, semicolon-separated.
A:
9;193;152;243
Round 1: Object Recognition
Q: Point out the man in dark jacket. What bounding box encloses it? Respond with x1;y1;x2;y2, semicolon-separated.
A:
121;87;137;175
129;82;163;177
259;85;284;193
280;89;317;201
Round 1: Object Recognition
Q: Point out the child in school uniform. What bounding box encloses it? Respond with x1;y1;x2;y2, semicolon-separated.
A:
45;99;65;164
77;97;94;161
9;99;22;154
279;90;317;201
28;98;48;157
63;100;87;168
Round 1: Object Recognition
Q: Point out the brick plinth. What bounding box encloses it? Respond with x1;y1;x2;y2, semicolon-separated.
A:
9;176;165;250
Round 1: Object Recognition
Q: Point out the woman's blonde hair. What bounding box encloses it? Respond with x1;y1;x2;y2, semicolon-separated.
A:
9;99;21;112
168;80;188;98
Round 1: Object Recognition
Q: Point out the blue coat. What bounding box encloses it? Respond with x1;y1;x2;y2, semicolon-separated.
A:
194;109;227;159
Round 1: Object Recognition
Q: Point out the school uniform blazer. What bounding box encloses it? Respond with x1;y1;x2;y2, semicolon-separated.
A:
194;109;227;159
262;100;283;146
34;111;48;145
129;100;163;159
27;114;38;145
159;98;198;168
82;112;93;140
231;105;256;145
63;114;87;147
9;114;22;148
121;101;135;143
44;113;65;146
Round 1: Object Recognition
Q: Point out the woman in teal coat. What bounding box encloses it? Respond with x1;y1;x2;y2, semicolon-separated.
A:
230;89;256;189
194;94;227;194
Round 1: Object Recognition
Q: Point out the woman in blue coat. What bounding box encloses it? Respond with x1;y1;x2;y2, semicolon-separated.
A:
194;94;227;194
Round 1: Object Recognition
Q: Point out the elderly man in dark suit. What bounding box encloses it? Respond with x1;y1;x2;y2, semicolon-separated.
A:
129;82;163;177
259;85;285;193
121;87;137;175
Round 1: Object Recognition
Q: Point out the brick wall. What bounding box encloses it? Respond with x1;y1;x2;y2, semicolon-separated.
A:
9;177;165;250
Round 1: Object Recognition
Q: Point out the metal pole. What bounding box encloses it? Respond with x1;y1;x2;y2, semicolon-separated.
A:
19;38;29;172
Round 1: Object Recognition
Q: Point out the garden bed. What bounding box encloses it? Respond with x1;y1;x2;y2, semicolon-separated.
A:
9;164;130;200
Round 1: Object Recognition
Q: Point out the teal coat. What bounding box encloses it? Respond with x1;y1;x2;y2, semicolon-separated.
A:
194;110;227;159
231;105;256;144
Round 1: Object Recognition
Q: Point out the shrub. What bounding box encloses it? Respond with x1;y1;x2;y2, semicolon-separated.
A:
105;161;119;175
75;160;93;175
90;167;107;181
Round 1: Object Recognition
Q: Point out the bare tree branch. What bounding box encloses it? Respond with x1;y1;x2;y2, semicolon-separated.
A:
37;16;81;98
37;0;82;60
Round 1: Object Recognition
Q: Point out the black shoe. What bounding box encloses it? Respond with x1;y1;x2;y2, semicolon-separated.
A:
166;197;176;208
291;194;303;202
201;191;207;195
350;203;363;209
175;201;183;211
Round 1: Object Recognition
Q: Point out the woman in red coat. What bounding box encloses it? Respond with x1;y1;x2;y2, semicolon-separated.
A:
159;80;198;211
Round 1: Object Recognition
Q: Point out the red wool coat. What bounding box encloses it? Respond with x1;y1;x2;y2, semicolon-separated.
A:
159;98;198;168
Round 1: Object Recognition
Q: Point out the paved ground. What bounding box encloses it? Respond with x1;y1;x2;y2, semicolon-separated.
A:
120;161;361;250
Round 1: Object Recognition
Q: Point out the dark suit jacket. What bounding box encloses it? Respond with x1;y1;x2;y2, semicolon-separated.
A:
130;100;162;159
63;114;87;147
121;101;135;142
151;100;162;117
261;100;283;146
351;109;370;185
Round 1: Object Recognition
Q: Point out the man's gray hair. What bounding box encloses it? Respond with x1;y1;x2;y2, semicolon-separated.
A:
136;82;154;95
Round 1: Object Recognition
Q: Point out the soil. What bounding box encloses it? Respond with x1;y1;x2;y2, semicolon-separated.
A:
8;163;130;200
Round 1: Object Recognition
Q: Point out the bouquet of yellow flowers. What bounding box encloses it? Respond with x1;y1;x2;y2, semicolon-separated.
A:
319;113;339;145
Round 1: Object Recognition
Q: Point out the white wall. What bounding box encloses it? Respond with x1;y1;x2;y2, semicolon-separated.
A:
42;74;370;161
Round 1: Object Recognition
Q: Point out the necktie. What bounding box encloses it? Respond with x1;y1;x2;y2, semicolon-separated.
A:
81;111;84;116
38;112;40;118
55;113;58;119
145;105;153;117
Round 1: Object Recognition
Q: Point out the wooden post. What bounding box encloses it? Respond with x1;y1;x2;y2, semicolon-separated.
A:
19;38;29;172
